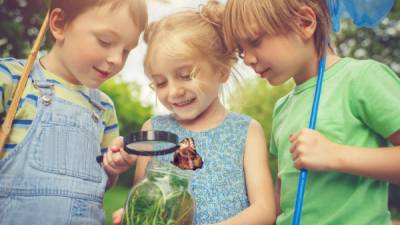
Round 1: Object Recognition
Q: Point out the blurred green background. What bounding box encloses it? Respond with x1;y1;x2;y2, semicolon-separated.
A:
1;0;399;224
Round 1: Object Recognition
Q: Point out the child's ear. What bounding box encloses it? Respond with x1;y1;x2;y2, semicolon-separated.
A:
49;8;67;41
296;6;317;40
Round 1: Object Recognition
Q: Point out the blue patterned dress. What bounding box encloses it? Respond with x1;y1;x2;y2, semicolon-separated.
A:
152;112;251;225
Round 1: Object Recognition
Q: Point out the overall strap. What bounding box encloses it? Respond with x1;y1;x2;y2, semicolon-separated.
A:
31;61;54;106
88;89;105;124
0;60;52;157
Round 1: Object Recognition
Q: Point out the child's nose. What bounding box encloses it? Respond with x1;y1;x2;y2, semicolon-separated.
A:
106;51;124;68
243;51;257;66
170;82;185;97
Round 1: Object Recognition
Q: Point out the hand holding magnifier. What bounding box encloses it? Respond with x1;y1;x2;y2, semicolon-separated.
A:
97;130;203;170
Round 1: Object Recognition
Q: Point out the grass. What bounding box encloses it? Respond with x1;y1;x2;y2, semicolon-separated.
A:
104;186;130;225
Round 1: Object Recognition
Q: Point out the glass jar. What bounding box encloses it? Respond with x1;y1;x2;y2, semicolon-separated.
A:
122;160;195;225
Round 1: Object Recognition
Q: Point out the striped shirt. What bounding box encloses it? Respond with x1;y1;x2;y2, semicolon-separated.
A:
0;58;119;157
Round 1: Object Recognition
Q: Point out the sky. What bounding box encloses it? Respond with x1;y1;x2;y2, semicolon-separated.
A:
120;0;256;114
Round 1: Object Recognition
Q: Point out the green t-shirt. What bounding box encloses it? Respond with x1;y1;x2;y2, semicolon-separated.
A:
270;57;400;225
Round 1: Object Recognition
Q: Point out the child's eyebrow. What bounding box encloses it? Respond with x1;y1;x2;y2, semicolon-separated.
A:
150;74;163;79
176;65;193;73
245;32;266;42
94;29;120;38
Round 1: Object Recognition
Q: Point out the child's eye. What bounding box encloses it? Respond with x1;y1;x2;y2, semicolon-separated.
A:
180;73;192;81
249;33;265;47
152;81;167;89
250;37;261;47
97;38;111;47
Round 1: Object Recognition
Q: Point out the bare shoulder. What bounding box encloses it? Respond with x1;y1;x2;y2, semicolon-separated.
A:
245;119;267;153
247;119;266;137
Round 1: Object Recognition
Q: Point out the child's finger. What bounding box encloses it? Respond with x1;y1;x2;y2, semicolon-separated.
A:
103;161;118;178
120;148;137;164
289;132;300;142
105;150;128;169
112;208;124;225
110;136;124;153
291;148;300;161
289;141;299;153
110;146;121;153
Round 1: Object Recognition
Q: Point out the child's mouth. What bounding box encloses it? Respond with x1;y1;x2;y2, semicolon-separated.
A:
259;68;271;79
93;67;110;78
173;98;196;107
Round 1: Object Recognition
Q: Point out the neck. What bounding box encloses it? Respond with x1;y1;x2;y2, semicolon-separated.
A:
179;98;227;132
40;47;80;85
294;50;341;85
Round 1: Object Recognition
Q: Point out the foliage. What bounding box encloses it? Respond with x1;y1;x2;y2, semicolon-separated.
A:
332;0;400;73
0;0;51;58
229;79;294;139
104;186;130;225
100;77;153;136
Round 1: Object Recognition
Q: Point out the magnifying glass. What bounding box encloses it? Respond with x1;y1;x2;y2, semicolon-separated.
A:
96;130;180;163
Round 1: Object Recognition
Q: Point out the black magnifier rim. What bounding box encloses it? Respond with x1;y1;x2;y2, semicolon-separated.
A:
124;130;179;156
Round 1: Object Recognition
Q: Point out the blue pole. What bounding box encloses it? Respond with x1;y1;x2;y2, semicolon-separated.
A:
291;56;326;225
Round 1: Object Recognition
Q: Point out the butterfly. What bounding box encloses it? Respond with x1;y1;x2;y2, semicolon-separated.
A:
171;138;203;170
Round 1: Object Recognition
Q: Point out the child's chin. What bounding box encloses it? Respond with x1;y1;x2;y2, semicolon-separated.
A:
175;113;198;122
267;78;286;86
83;81;101;89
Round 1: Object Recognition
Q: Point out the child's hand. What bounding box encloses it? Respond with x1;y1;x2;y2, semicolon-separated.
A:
289;128;338;171
112;208;124;225
103;136;137;184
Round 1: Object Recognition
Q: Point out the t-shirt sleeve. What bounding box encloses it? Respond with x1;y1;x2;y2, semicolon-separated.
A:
0;59;19;116
100;94;119;152
350;60;400;138
269;131;278;156
269;99;285;156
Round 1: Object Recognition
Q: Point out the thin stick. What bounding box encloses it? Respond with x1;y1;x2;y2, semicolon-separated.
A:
291;56;326;225
0;11;49;158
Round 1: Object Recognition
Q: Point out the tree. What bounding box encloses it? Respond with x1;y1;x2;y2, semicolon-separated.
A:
100;77;153;136
333;0;400;73
0;0;50;58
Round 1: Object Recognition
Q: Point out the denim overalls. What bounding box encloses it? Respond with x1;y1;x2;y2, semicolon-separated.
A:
0;61;108;225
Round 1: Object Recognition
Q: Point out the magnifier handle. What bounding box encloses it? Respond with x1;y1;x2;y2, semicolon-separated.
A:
96;155;104;163
95;143;132;164
95;142;132;164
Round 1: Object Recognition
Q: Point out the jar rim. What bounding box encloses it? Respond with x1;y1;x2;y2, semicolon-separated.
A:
147;159;193;178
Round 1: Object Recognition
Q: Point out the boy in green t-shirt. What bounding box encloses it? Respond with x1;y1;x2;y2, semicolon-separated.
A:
223;0;400;224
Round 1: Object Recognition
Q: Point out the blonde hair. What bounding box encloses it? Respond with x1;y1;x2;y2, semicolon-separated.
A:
143;0;237;76
223;0;331;57
50;0;148;32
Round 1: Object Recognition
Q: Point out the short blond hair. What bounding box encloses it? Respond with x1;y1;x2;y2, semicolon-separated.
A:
143;0;236;75
223;0;331;57
50;0;148;32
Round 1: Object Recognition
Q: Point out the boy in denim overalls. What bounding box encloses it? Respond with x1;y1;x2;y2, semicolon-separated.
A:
0;1;147;224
